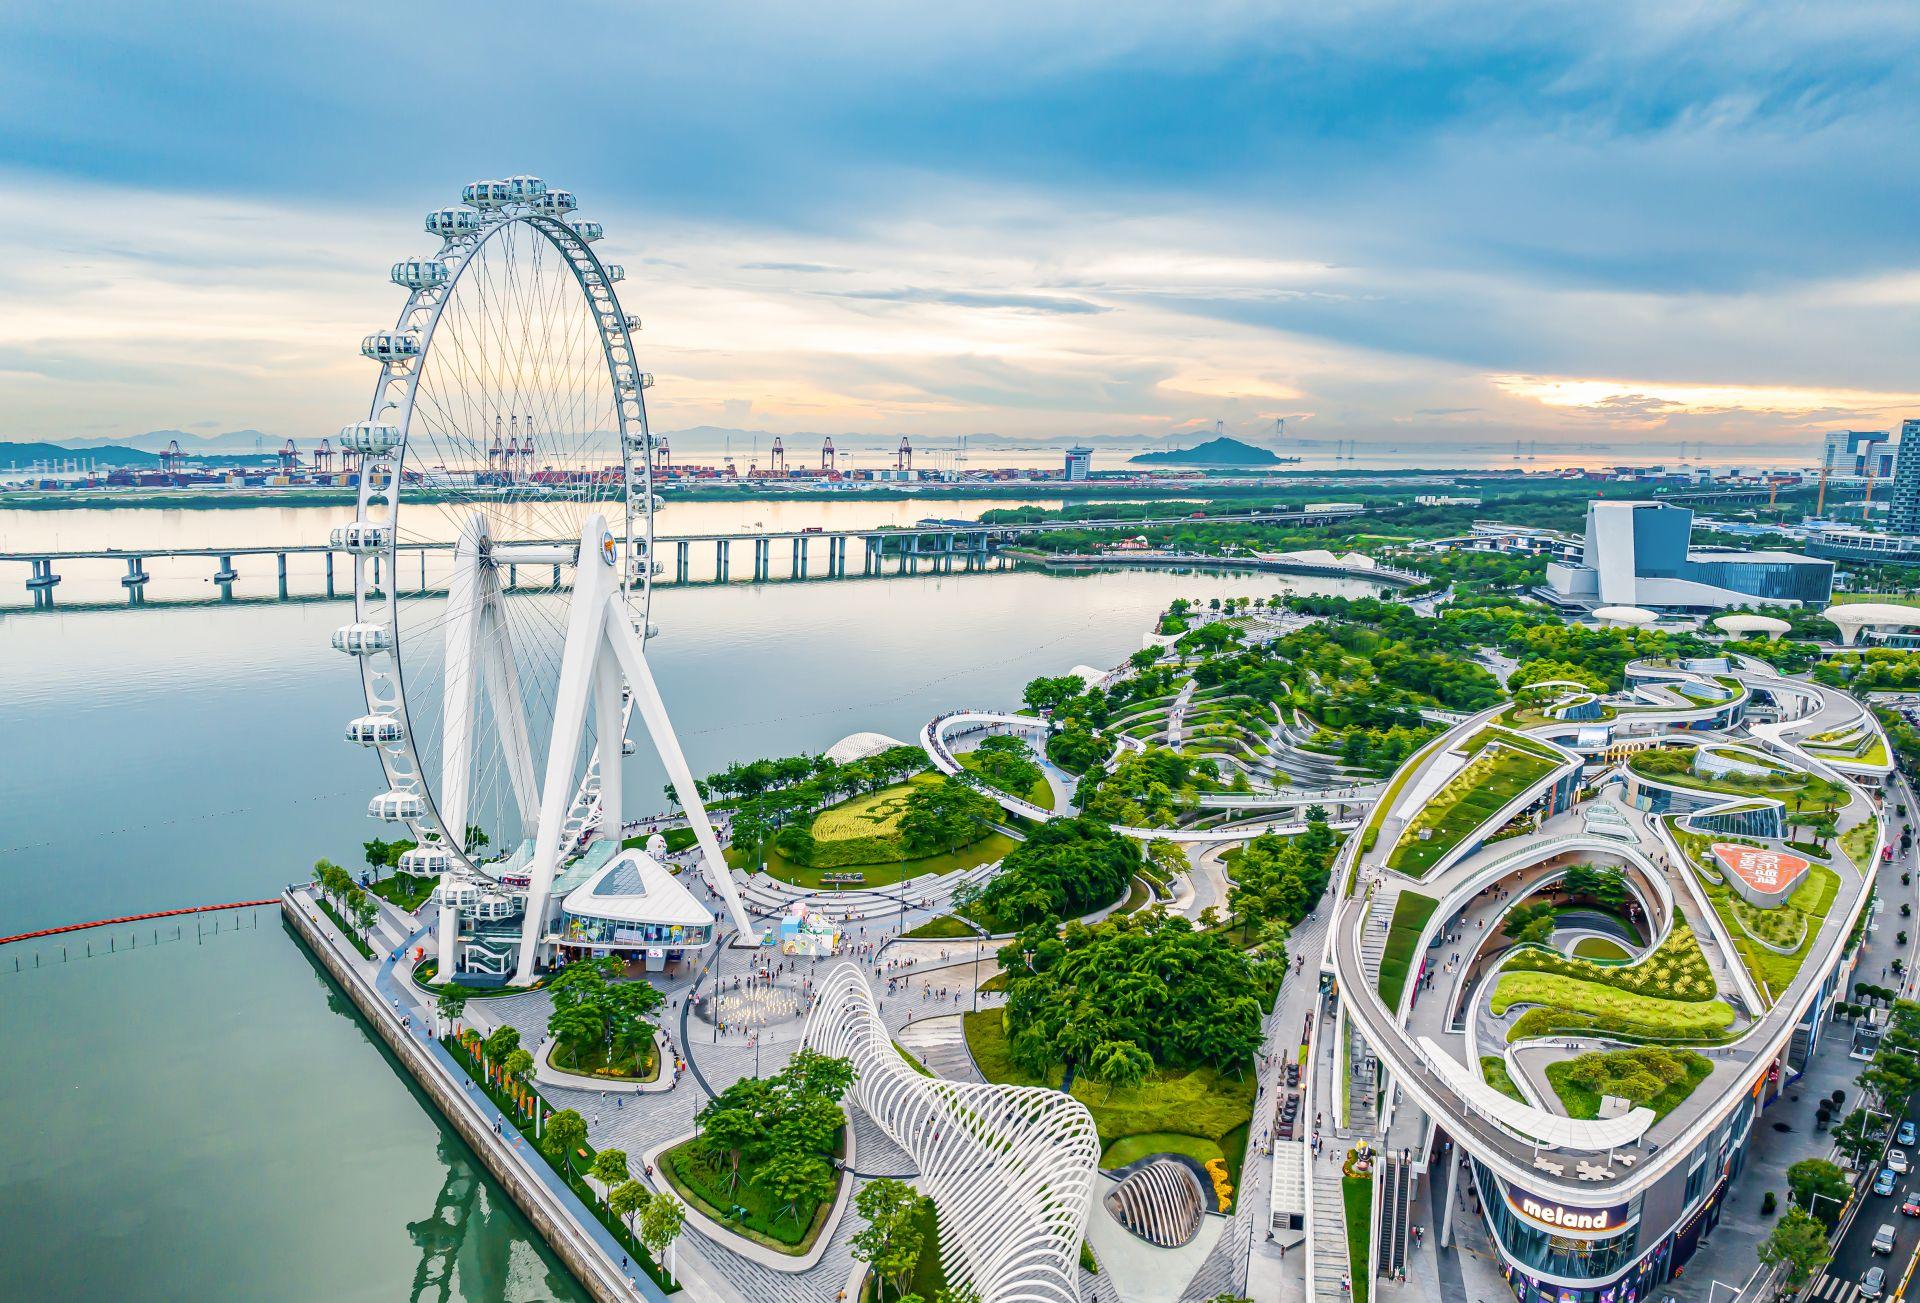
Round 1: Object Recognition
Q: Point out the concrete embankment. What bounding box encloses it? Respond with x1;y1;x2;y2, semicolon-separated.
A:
280;892;650;1303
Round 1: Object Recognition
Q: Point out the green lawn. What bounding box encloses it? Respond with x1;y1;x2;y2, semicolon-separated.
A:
1572;936;1632;962
1839;817;1880;874
1492;971;1735;1042
550;1039;658;1083
1386;739;1560;877
368;871;437;912
736;828;1017;890
1343;1174;1373;1303
1544;1049;1714;1121
1375;891;1439;1012
903;915;978;940
963;1009;1255;1200
658;1133;841;1254
1480;1055;1526;1102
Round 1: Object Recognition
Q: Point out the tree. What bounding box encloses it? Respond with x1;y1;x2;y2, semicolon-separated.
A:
591;1148;631;1190
1560;865;1627;907
503;1047;534;1081
1129;647;1163;671
899;777;996;857
640;1194;686;1279
435;986;469;1033
484;1024;522;1062
1786;1158;1851;1226
1090;1039;1153;1100
1759;1206;1831;1292
1146;838;1188;886
1832;1108;1885;1170
544;1109;588;1166
609;1179;651;1236
852;1178;929;1301
1022;674;1087;715
1502;901;1555;947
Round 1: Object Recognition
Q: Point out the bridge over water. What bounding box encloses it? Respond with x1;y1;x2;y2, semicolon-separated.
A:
1;506;1361;609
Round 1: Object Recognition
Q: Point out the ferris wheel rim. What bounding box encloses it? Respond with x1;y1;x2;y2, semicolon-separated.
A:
346;193;656;878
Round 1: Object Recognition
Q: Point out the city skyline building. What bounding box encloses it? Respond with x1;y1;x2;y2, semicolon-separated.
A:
1889;418;1920;535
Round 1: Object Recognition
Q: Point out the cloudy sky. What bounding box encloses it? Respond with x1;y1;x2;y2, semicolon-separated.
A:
5;0;1919;454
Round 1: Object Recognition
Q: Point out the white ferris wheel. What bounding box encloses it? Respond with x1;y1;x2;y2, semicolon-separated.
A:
331;175;757;981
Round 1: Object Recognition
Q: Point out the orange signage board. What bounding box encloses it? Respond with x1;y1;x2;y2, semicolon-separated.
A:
1711;843;1809;896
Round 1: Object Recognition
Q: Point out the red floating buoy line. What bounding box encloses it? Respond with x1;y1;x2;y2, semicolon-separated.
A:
0;899;277;948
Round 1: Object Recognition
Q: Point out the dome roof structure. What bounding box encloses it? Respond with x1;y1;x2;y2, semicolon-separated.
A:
1593;606;1657;627
824;731;906;765
1713;614;1792;637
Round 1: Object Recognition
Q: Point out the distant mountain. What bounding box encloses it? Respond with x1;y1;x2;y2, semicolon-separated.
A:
1128;436;1285;466
57;429;283;453
0;441;158;467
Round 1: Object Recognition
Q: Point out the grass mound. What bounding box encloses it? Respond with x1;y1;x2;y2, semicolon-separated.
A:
1493;971;1735;1043
1375;891;1439;1012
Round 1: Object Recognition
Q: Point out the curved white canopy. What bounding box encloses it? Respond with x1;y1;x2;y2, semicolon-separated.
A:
1593;605;1657;626
1419;1037;1655;1150
1713;613;1791;636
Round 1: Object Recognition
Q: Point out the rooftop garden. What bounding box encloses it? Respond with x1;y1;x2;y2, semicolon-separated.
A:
1375;890;1439;1012
731;772;1016;890
1627;746;1846;808
1543;1047;1715;1121
1385;731;1564;878
1671;825;1846;1006
1492;971;1737;1044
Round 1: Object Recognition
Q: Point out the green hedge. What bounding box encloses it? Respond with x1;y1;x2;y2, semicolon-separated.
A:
1375;891;1439;1011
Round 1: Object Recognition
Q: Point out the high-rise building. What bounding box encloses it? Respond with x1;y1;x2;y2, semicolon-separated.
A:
1823;429;1890;477
1064;446;1093;481
1890;419;1920;535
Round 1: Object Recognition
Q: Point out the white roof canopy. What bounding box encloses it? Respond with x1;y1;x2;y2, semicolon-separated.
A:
561;848;712;928
1418;1037;1655;1151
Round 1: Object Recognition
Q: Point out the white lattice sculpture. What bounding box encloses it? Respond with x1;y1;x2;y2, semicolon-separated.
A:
805;963;1100;1303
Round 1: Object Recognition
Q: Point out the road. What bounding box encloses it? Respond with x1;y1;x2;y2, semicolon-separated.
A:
1806;769;1919;1303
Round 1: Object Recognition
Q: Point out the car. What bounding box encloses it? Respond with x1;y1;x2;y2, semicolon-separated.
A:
1876;1168;1899;1196
1893;1149;1912;1175
1902;1194;1920;1217
1901;1121;1918;1147
1863;1265;1887;1299
1875;1223;1898;1254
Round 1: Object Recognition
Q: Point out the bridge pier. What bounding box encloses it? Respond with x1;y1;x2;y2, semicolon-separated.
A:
26;558;61;605
791;536;805;579
716;539;730;581
506;563;516;589
278;552;289;600
373;554;384;591
421;550;428;595
550;563;560;588
120;556;151;602
864;536;880;576
676;540;689;583
752;538;768;581
214;555;239;601
324;551;335;597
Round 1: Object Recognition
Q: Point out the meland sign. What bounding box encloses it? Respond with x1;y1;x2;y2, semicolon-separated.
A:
1505;1186;1630;1236
1710;843;1810;895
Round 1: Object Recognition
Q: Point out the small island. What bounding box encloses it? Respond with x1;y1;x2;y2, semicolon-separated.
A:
1127;436;1294;467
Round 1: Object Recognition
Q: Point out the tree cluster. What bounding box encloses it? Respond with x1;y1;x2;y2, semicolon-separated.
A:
315;859;378;935
545;956;664;1067
695;1049;855;1222
1000;910;1271;1090
1226;814;1338;943
964;816;1141;929
961;734;1044;801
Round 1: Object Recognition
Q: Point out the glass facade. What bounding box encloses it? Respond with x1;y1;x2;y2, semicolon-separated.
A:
561;913;711;949
1475;1164;1642;1281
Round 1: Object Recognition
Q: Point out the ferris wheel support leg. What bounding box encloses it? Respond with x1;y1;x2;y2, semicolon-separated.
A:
440;517;487;851
509;531;614;986
601;608;760;946
478;569;541;832
592;649;625;845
